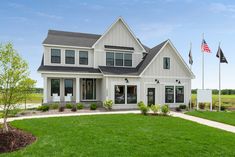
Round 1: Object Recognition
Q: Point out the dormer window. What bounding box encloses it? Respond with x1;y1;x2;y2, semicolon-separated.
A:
65;50;75;64
79;51;88;65
51;49;61;63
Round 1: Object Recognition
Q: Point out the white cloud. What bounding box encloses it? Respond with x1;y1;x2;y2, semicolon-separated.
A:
135;23;182;41
210;3;235;13
36;12;63;20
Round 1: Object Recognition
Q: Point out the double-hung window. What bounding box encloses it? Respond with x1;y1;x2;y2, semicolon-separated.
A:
106;52;114;66
124;54;132;67
51;49;61;63
51;79;60;96
65;50;75;64
64;79;73;96
115;53;123;66
79;51;88;65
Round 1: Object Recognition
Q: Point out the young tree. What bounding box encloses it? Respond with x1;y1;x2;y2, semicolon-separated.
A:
0;43;35;132
19;78;36;110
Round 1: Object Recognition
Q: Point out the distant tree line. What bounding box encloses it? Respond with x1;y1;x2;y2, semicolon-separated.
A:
192;89;235;95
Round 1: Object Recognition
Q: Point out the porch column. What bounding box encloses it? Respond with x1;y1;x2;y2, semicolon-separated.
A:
43;76;48;103
76;77;80;103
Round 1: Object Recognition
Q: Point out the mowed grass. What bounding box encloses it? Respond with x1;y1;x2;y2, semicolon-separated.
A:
191;94;235;107
1;114;235;157
186;111;235;126
0;93;43;104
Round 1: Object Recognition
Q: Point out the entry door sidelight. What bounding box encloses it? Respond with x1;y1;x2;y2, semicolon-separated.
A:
147;88;155;106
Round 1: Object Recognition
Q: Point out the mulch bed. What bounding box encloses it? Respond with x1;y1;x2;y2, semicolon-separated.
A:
0;124;36;154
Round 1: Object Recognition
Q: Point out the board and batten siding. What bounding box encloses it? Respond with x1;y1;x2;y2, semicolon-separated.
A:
142;44;191;78
93;19;144;68
43;46;94;67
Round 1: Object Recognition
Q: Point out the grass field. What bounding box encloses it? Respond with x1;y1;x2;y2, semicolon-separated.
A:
186;111;235;126
191;94;235;108
1;114;235;157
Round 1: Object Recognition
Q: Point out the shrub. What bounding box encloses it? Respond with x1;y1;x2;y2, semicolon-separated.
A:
49;103;59;109
137;101;145;108
37;105;49;112
59;106;65;112
221;106;226;111
175;107;181;112
199;103;205;109
140;104;149;115
66;103;73;109
179;104;187;110
161;104;169;115
103;99;113;110
71;106;77;112
90;103;97;110
150;104;160;114
77;103;84;110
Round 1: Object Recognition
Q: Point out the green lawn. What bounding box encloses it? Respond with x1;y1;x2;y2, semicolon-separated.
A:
1;114;235;157
191;94;235;108
186;111;235;126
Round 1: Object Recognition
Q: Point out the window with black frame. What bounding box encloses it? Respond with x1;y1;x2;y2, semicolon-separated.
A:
65;50;75;64
51;49;61;63
115;53;123;66
163;57;170;69
124;54;132;67
79;51;88;65
64;79;73;96
127;85;137;104
115;85;125;104
51;79;60;96
82;79;96;100
165;86;174;103
106;52;114;66
176;86;184;103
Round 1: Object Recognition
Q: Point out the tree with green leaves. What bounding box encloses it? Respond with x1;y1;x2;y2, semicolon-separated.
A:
0;43;36;132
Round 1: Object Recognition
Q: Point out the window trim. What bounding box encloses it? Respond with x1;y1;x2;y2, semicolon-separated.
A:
106;51;132;67
51;79;60;96
65;50;75;64
64;79;73;96
81;79;96;101
51;49;61;64
79;51;88;65
163;57;170;70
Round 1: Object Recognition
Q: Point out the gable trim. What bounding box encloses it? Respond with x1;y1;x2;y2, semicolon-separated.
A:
139;40;195;78
92;17;146;52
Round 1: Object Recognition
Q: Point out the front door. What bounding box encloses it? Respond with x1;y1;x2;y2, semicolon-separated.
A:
147;88;155;106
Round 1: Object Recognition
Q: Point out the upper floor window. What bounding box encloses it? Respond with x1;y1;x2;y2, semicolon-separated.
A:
115;53;123;66
106;52;114;66
51;49;61;63
79;51;88;65
163;57;170;69
124;54;132;67
65;50;75;64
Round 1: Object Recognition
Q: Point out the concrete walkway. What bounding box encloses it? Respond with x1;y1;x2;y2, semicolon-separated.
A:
1;110;235;134
171;111;235;134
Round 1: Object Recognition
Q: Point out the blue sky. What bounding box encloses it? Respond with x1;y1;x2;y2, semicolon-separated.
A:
0;0;234;89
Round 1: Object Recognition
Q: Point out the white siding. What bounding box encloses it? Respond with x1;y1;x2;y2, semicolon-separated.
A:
142;44;191;78
44;46;94;67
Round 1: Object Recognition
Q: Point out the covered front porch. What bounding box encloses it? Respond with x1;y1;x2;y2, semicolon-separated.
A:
42;75;103;104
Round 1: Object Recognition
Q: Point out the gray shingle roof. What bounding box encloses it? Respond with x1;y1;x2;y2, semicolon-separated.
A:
43;30;150;52
43;30;101;47
38;65;101;73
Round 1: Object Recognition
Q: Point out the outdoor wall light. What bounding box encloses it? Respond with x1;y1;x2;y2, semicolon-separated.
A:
125;78;129;83
176;80;181;84
155;79;160;84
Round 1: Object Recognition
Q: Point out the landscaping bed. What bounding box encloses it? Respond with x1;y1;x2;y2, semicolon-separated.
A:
0;125;36;154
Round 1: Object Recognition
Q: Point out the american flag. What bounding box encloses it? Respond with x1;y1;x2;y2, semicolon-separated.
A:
201;39;211;53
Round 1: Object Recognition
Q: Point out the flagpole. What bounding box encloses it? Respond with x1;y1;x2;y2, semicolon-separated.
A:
190;42;192;111
202;33;205;90
219;42;221;111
